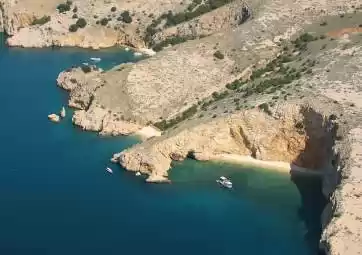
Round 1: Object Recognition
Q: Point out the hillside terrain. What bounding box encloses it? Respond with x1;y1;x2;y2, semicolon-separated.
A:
1;0;362;255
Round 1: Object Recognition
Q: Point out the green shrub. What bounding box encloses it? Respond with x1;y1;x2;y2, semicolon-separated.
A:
295;121;304;129
299;33;316;42
213;50;224;59
31;15;51;25
152;35;194;51
76;18;87;28
258;103;272;115
154;105;198;130
72;14;78;19
69;24;78;32
111;6;117;12
66;0;73;5
73;6;78;13
81;65;92;73
57;3;71;13
100;18;109;26
121;11;133;23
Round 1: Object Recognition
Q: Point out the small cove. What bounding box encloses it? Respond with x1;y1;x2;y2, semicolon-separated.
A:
0;36;325;255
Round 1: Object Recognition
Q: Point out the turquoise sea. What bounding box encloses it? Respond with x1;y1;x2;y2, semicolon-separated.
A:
0;34;325;255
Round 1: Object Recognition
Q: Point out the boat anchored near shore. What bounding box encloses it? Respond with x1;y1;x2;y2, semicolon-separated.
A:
90;57;101;62
216;176;232;189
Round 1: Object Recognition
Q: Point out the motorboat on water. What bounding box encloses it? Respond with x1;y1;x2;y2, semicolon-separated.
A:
216;176;232;189
90;57;101;62
135;171;141;176
106;167;113;174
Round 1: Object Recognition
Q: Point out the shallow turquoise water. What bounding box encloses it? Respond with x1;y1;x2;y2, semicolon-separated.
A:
0;36;324;255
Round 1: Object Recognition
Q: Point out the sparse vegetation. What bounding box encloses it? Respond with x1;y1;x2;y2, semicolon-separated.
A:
121;11;133;23
111;6;117;12
57;2;71;13
81;65;92;73
68;24;78;32
258;103;272;115
76;18;87;28
144;0;237;46
100;18;109;26
31;15;51;25
152;35;195;51
154;105;198;130
213;50;225;59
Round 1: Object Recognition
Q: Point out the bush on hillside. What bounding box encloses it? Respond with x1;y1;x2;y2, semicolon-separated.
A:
213;50;224;59
31;15;51;25
57;3;71;13
111;6;117;12
73;6;78;13
258;103;272;115
100;18;109;26
121;11;132;23
81;65;92;73
76;18;87;28
69;24;78;32
72;14;78;19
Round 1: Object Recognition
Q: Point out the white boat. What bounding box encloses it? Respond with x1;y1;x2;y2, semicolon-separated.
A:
216;176;232;189
106;167;113;174
90;57;101;62
135;171;141;176
134;52;142;57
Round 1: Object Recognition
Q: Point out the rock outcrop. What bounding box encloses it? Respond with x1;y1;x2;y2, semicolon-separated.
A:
113;103;336;182
151;0;250;46
48;113;60;123
57;66;144;136
2;0;194;49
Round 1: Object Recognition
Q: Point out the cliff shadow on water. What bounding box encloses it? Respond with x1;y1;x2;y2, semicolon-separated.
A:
291;106;339;255
0;32;6;48
291;174;327;255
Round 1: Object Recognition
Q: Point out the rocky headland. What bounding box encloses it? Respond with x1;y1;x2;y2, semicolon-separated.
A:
2;0;361;254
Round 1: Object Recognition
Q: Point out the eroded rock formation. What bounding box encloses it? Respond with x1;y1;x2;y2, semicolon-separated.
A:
113;103;336;182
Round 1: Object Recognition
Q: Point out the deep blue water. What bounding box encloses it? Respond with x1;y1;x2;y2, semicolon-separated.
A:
0;36;324;255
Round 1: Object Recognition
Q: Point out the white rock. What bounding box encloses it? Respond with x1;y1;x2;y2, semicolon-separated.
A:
48;114;60;123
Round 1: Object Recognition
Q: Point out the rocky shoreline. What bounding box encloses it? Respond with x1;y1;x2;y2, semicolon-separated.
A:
1;0;361;254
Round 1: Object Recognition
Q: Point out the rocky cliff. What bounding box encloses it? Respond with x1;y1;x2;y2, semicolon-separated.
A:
48;0;362;254
2;0;197;49
0;0;36;35
112;102;336;182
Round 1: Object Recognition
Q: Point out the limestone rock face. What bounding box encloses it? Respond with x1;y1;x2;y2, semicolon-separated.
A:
100;114;142;136
151;0;249;46
116;103;334;182
0;0;35;35
2;0;193;49
57;66;103;109
72;105;108;132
